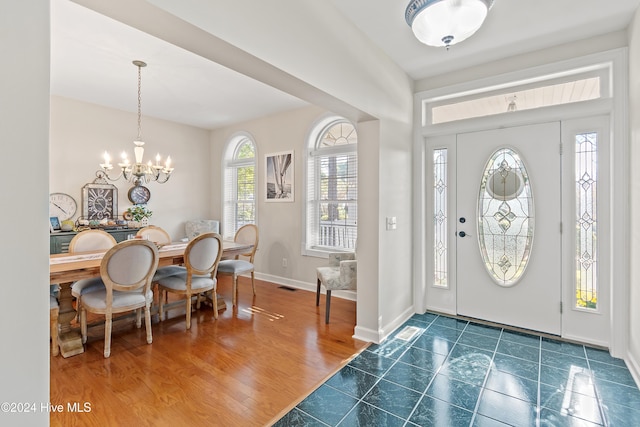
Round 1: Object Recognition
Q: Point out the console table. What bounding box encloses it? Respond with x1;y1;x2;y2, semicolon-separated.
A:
50;228;141;254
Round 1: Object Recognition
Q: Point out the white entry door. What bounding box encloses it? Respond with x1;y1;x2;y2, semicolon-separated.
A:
456;122;562;335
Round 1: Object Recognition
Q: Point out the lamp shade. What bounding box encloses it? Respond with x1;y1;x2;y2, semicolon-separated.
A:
406;0;493;48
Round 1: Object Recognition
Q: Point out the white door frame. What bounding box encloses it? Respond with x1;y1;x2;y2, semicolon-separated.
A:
412;48;629;357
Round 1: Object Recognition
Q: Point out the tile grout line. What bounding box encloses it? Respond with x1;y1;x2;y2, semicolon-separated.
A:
468;327;505;427
336;316;439;426
584;345;609;427
403;316;472;426
537;334;542;427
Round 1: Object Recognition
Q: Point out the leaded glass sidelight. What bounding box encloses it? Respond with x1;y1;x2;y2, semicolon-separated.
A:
478;148;534;286
575;132;598;310
433;149;448;287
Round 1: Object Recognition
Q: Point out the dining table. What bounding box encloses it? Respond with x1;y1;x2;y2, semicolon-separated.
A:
50;240;253;358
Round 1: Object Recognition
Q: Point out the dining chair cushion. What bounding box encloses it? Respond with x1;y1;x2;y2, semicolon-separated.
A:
152;265;185;281
217;259;254;274
157;272;216;292
71;277;105;298
316;266;342;289
50;284;60;298
82;288;154;310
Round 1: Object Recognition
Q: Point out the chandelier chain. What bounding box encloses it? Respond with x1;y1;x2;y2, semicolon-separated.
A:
98;59;174;185
137;64;142;141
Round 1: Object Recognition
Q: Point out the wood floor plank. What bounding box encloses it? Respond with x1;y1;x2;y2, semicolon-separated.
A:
50;276;368;426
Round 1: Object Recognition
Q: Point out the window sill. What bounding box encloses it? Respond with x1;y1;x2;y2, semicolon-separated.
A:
302;247;355;259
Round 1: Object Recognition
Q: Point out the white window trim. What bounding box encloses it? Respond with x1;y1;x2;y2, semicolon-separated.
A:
222;131;257;240
302;115;357;258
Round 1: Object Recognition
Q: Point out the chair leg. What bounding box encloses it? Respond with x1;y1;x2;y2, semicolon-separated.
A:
186;294;192;330
144;305;153;344
159;289;165;321
80;308;88;344
232;275;238;306
325;290;332;324
212;290;219;320
104;314;112;358
135;308;142;328
251;271;256;295
75;297;82;323
316;279;321;306
50;307;59;356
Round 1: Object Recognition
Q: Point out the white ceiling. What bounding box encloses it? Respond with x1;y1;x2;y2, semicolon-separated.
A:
50;0;640;130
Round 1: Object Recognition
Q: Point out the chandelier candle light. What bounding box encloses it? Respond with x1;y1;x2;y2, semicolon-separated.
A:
405;0;494;49
99;60;174;185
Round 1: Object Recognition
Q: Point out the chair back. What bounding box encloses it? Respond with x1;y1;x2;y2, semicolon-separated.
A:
100;240;159;296
69;229;117;253
184;232;223;277
137;225;171;244
234;224;259;262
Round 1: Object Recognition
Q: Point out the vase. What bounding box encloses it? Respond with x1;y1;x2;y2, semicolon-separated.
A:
141;217;149;227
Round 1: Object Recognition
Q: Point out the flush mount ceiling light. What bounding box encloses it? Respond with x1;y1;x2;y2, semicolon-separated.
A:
405;0;494;49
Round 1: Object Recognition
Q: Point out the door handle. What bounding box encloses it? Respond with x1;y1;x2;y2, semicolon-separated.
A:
458;231;468;237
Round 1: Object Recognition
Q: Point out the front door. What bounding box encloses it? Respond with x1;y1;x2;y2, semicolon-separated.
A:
456;122;562;335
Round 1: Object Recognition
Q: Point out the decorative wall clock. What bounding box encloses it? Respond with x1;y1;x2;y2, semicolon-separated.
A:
128;185;151;204
82;178;118;220
49;192;77;221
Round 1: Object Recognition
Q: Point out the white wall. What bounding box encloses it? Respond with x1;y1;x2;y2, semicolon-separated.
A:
210;105;336;284
627;6;640;382
50;96;212;240
415;30;628;92
117;0;417;341
0;1;50;425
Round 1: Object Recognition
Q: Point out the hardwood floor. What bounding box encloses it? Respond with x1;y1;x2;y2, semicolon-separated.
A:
50;276;368;426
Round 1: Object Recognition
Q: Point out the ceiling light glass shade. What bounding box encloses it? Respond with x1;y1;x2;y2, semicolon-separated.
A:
406;0;493;48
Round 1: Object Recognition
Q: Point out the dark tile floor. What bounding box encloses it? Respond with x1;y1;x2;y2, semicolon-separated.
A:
274;312;640;426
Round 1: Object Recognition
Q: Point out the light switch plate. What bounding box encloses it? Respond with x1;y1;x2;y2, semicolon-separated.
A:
386;216;397;230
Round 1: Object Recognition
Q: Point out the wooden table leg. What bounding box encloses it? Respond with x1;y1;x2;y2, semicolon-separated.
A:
203;293;227;311
56;282;84;357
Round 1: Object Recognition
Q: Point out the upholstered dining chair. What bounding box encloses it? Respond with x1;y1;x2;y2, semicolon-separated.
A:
80;239;159;358
316;252;357;324
136;225;171;244
68;229;117;253
216;224;259;306
137;225;183;281
69;230;118;318
156;232;223;329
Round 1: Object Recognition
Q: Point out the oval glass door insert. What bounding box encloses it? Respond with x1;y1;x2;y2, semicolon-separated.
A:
478;148;534;286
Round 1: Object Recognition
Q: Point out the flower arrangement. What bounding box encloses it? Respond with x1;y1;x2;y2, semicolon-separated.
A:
126;205;153;222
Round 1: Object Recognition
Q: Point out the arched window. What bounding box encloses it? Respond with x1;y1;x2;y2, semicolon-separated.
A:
223;134;256;239
304;116;357;255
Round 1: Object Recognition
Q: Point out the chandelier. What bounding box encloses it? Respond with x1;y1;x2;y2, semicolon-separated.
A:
99;60;174;185
405;0;494;49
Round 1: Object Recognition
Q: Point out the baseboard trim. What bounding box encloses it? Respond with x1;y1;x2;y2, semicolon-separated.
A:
255;272;357;301
627;351;640;389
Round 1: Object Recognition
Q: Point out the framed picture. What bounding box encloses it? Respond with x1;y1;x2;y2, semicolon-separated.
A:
82;181;118;220
49;216;61;233
265;150;294;202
